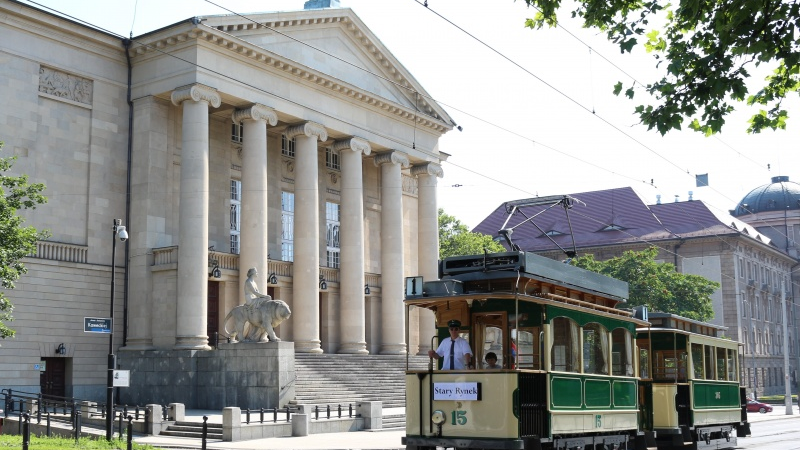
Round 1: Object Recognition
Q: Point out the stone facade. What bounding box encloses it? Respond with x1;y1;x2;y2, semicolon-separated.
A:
0;1;449;402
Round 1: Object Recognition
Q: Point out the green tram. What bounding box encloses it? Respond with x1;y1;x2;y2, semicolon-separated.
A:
636;312;750;449
403;251;654;450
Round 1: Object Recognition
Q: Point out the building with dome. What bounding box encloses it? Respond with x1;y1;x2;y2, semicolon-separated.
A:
474;185;800;397
732;175;800;260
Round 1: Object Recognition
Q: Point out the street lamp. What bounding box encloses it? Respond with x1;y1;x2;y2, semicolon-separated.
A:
106;219;127;440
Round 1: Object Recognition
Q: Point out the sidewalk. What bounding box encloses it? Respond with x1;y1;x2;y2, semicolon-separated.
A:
132;408;406;450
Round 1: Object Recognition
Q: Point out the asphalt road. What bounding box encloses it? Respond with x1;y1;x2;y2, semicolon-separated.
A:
740;408;800;450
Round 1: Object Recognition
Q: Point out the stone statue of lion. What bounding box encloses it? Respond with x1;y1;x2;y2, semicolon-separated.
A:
224;300;291;343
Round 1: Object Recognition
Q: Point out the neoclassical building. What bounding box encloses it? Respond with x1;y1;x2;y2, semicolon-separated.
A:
474;186;800;396
0;0;448;399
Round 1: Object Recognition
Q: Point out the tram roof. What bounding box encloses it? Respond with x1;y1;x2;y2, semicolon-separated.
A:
637;312;727;338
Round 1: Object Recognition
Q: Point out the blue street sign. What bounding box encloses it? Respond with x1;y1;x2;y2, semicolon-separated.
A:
84;317;112;333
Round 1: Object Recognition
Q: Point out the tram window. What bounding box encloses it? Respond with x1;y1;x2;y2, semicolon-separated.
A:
704;345;715;380
691;343;704;379
551;317;579;372
612;328;634;376
583;323;609;375
716;347;727;380
727;349;737;381
516;328;541;370
639;346;650;379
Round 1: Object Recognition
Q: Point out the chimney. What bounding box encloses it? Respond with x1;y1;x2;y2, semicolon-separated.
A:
304;0;341;8
656;195;661;205
674;195;679;203
688;190;693;201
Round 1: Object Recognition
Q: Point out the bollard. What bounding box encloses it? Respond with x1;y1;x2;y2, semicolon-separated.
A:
285;405;291;422
36;393;42;424
135;406;140;421
273;407;278;423
46;412;51;436
118;410;124;439
315;405;319;420
338;404;342;418
126;415;133;450
349;404;353;417
260;407;264;424
326;404;330;419
22;413;30;450
75;410;82;442
245;408;250;424
202;415;208;450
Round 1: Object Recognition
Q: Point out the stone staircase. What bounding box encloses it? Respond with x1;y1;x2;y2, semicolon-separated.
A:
292;353;430;412
159;421;223;439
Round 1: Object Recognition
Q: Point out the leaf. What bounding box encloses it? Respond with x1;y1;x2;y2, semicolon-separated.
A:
613;81;623;96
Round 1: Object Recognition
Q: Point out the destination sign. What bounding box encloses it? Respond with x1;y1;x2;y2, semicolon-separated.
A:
433;382;481;401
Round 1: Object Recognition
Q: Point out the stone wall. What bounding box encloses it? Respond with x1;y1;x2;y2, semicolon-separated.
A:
119;342;295;410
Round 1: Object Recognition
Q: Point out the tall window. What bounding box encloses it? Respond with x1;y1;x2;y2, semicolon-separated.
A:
326;202;340;268
230;180;241;254
281;192;294;261
281;134;295;157
551;317;579;372
325;148;340;170
583;323;609;375
231;121;243;143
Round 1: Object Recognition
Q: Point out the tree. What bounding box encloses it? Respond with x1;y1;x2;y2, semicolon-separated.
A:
439;209;505;259
523;0;800;135
571;247;717;321
0;141;49;340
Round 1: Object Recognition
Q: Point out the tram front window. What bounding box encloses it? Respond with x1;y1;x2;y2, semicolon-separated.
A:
515;328;541;370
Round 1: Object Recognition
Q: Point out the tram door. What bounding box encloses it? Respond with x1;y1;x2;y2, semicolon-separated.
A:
472;312;508;369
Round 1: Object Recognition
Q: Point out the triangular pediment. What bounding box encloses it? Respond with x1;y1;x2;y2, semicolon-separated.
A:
200;8;452;126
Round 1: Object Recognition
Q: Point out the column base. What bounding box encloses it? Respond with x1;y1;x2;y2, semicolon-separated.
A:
174;336;211;350
338;342;369;354
294;340;324;353
379;344;407;355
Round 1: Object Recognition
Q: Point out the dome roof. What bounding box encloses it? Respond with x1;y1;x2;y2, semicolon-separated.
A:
732;176;800;216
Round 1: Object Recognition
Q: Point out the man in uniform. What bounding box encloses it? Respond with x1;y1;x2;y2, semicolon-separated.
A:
428;320;473;370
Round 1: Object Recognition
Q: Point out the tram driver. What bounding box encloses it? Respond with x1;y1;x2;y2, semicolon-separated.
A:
429;320;474;370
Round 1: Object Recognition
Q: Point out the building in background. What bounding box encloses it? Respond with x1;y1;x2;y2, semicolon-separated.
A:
0;0;449;400
474;185;799;396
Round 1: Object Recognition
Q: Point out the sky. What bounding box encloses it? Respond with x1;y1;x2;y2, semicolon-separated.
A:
24;0;800;230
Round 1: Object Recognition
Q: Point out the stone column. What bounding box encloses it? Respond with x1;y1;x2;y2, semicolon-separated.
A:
334;137;371;354
375;150;409;354
285;121;327;353
233;104;277;303
170;84;220;350
412;162;443;354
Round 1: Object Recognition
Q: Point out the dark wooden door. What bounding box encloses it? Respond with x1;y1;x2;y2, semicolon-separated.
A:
207;281;219;339
40;357;66;398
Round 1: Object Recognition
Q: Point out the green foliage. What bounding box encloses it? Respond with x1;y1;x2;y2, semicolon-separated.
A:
571;247;717;321
439;209;505;259
522;0;800;135
0;140;49;340
0;434;155;449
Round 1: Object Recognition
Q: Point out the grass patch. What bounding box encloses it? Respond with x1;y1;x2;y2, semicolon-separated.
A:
757;394;797;402
0;434;156;449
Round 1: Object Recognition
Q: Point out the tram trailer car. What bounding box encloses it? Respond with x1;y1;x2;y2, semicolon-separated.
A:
636;312;750;450
402;251;656;450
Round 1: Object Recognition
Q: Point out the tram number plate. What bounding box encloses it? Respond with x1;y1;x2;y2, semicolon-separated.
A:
451;410;468;425
595;414;602;428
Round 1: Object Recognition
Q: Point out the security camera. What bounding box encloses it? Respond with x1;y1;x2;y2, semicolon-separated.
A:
117;226;128;242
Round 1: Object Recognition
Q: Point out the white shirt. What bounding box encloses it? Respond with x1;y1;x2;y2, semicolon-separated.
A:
435;337;473;370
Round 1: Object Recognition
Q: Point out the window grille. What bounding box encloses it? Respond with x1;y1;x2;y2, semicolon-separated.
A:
326;148;340;170
281;134;295;157
281;192;294;261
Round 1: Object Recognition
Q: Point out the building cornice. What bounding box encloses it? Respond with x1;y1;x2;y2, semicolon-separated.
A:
128;21;452;134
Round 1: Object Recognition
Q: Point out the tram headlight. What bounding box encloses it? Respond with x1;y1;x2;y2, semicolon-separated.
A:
431;410;446;425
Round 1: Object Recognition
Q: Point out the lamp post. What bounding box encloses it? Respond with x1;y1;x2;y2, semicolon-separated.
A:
106;219;128;440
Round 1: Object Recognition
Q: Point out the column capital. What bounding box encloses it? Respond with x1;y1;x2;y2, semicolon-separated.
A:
333;137;371;156
285;121;327;142
411;162;443;178
170;84;221;108
374;150;410;168
232;104;277;125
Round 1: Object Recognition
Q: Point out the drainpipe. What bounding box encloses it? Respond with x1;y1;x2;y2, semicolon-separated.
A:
121;38;133;347
673;239;684;272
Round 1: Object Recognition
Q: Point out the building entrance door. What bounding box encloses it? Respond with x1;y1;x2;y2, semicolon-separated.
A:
40;357;66;397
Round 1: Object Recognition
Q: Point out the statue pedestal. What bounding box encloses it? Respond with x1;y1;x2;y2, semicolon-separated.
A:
119;341;295;410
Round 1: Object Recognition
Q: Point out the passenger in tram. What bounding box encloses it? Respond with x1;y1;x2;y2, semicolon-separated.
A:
429;320;473;370
485;352;501;369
